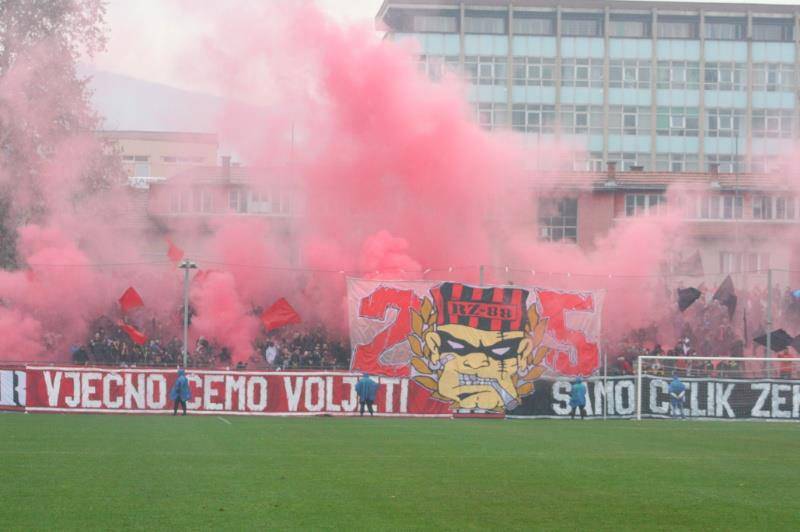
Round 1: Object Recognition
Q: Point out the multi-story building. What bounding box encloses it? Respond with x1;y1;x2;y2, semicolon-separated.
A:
378;0;800;174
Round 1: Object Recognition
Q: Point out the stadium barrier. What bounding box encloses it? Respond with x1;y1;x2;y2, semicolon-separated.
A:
2;366;799;419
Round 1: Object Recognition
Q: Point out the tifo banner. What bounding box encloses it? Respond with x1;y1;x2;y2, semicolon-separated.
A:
0;369;26;411
347;278;604;413
22;367;451;416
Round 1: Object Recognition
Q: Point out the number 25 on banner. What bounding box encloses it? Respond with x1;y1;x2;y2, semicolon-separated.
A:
351;287;421;377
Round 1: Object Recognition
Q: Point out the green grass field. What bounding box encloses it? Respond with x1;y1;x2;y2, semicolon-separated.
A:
1;414;798;530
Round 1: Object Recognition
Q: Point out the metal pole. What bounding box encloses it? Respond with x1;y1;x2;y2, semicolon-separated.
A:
183;264;190;368
636;355;642;421
602;349;607;421
766;268;773;356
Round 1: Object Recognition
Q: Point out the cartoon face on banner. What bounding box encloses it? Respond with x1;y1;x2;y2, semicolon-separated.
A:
348;279;602;413
409;283;549;412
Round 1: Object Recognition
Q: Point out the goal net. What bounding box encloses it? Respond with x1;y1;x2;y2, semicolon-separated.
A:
636;356;800;421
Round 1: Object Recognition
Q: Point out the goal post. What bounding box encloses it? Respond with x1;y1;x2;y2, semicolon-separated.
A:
635;356;800;421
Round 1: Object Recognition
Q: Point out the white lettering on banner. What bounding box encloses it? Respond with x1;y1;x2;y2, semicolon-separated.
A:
125;373;145;409
203;375;223;410
325;377;341;412
81;372;102;409
44;371;62;407
706;380;715;417
64;372;80;407
583;384;594;415
341;377;358;412
246;377;267;411
383;378;400;413
186;375;202;409
0;370;26;407
771;384;791;419
147;374;167;409
715;383;734;418
751;383;771;418
225;376;246;411
284;377;303;412
616;380;635;415
688;382;706;417
649;379;669;415
552;381;571;415
304;377;325;412
400;378;409;413
103;373;123;409
594;380;609;415
794;385;800;418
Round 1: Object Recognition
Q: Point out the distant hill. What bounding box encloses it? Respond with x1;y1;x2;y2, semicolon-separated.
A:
81;67;224;133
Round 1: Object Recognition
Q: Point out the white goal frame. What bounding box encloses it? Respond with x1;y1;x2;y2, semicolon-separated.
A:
636;356;798;420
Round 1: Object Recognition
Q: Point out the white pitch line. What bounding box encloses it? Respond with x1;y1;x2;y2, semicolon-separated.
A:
216;416;232;425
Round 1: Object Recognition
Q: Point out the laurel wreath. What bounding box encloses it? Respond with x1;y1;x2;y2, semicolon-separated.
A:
408;297;550;405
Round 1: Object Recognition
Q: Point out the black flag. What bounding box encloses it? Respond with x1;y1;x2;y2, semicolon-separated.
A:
792;335;800;355
713;275;737;319
677;287;701;312
753;329;794;353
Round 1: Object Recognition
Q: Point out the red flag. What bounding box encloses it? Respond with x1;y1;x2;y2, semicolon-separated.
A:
118;286;144;313
166;238;184;264
260;298;301;331
117;321;148;345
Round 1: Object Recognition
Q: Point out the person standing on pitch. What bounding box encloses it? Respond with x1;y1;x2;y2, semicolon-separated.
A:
170;368;191;416
569;377;587;420
355;373;379;417
668;373;686;419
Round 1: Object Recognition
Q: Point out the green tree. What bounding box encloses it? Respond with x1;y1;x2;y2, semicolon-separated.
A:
0;0;122;268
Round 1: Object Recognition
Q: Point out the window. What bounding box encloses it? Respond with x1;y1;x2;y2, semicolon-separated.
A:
608;152;650;171
656;153;699;172
512;57;556;86
720;252;769;274
228;189;246;213
123;155;150;177
657;16;699;39
417;55;459;81
752;63;795;92
705;108;745;138
704;18;745;40
691;195;743;219
705;155;744;174
464;56;507;86
752;109;793;138
609;15;651;38
474;103;508;131
512;14;554;36
752;18;793;42
657;61;700;90
512;104;556;134
571;151;604;172
464;13;505;34
609;59;651;89
538;197;578;243
411;14;457;33
169;190;191;213
625;194;667;217
559;105;603;136
561;14;603;37
192;188;213;213
656;107;699;137
561;58;603;88
753;195;798;220
608;106;651;136
162;156;205;164
704;62;746;91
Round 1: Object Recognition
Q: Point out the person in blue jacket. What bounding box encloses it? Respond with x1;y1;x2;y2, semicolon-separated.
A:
355;373;379;417
668;373;686;419
170;368;191;416
569;377;587;420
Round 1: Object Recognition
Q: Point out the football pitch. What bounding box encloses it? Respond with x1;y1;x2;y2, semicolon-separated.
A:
1;415;797;530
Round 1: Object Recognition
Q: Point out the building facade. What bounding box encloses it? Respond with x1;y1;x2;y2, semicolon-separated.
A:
379;0;800;174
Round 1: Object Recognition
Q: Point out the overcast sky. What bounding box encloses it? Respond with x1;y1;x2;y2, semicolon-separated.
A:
92;0;798;92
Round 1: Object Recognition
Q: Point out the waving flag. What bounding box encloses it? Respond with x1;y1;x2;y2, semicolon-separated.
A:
260;298;302;331
117;321;148;345
118;287;144;313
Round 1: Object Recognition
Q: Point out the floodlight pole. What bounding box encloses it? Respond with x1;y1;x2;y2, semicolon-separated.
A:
766;268;773;359
179;259;198;368
603;349;607;421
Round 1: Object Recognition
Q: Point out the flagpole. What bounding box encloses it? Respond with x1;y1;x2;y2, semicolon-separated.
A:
179;259;198;368
766;268;773;362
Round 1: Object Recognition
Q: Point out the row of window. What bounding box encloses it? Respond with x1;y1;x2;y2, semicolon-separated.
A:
625;193;800;221
168;189;293;215
404;12;795;42
487;103;793;139
426;55;796;93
